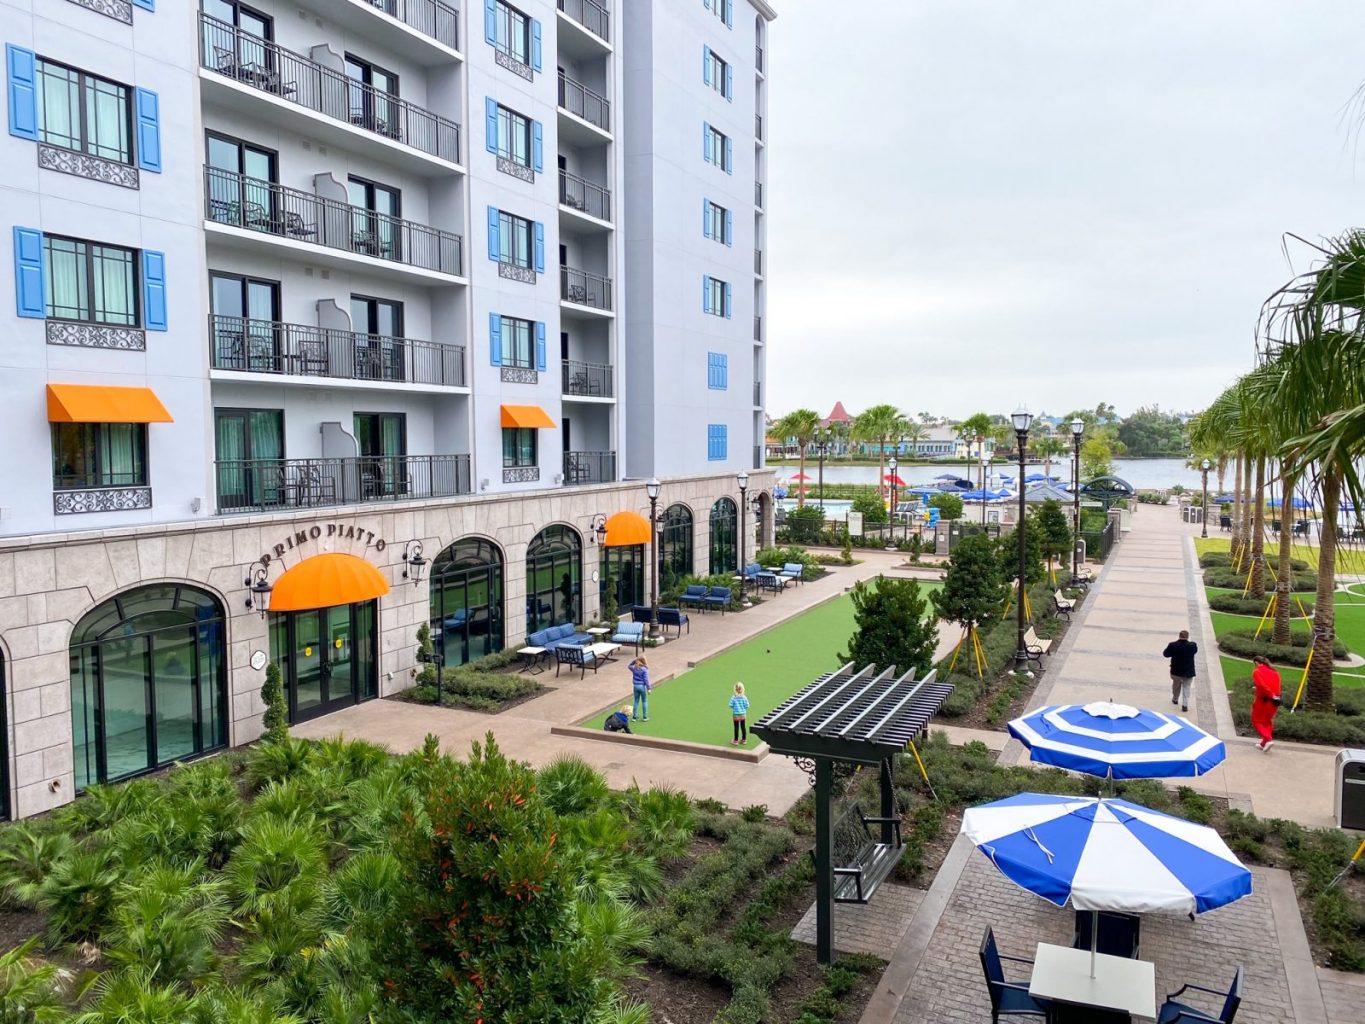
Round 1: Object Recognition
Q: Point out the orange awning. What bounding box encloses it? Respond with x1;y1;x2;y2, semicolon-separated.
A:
500;404;556;429
47;384;173;424
269;552;390;612
603;510;652;547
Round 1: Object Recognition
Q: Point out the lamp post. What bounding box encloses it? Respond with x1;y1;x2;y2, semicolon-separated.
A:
817;428;829;510
1200;458;1211;540
887;456;898;548
737;471;749;598
646;477;662;639
980;447;989;528
1070;417;1084;582
1012;407;1033;671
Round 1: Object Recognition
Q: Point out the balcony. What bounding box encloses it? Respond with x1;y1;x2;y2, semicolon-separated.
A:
204;167;463;279
557;0;609;44
215;454;472;514
562;359;614;399
560;266;613;312
755;180;763;208
559;169;612;223
754;315;762;342
756;113;764;142
558;71;611;136
753;381;761;407
563;451;616;485
754;249;763;276
198;14;461;167
209;315;465;388
294;0;460;60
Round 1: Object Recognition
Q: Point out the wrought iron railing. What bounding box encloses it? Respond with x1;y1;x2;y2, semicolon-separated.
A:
199;14;460;163
563;451;615;485
562;359;613;398
560;266;613;310
557;0;609;41
209;315;464;387
559;169;611;221
558;71;610;132
363;0;460;50
204;166;463;276
215;454;471;513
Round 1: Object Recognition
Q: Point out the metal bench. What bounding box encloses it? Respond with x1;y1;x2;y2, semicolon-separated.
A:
1053;590;1074;620
1023;626;1051;670
830;802;904;904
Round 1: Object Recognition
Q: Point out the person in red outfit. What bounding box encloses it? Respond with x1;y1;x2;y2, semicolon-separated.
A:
1250;655;1282;751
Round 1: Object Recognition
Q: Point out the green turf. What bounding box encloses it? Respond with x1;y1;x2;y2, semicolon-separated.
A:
580;584;941;748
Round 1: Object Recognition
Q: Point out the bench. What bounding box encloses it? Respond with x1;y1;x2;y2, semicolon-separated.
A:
555;645;598;679
830;803;904;904
1023;626;1051;670
658;607;689;636
1053;589;1074;620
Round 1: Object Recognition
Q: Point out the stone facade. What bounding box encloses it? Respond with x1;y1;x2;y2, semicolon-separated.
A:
0;471;774;819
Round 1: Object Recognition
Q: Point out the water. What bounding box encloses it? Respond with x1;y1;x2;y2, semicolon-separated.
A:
775;457;1204;492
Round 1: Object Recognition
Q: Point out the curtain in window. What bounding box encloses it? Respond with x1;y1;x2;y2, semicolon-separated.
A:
248;411;282;461
46;238;87;321
92;246;136;327
85;78;130;163
37;63;79;150
97;425;143;486
380;415;402;457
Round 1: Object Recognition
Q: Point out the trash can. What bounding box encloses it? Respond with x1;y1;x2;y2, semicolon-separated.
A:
1335;749;1365;830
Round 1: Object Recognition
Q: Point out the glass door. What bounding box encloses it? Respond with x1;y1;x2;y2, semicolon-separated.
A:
214;409;284;510
210;273;279;371
354;412;405;498
292;610;324;720
351;295;405;382
206;134;276;230
153;632;197;765
271;602;377;723
321;605;353;713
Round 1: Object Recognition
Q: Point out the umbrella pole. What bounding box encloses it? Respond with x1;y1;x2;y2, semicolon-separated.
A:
1091;909;1099;978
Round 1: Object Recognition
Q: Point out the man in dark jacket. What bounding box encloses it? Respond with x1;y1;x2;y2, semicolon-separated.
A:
1163;630;1198;713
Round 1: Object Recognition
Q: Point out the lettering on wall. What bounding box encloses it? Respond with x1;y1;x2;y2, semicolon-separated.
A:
260;523;388;566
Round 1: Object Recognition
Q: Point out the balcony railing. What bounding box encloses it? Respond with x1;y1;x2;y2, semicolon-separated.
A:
363;0;460;50
754;249;763;275
205;166;463;276
753;381;761;406
560;266;613;310
557;0;609;42
558;71;611;132
199;14;460;163
755;181;763;208
563;450;616;485
559;169;612;221
754;315;762;342
215;454;471;513
756;113;763;140
209;315;465;387
756;45;764;73
562;359;614;398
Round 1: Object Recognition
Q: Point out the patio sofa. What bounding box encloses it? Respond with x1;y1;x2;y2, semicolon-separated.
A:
527;622;593;653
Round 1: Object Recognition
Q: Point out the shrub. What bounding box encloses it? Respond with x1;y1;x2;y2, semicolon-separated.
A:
0;825;74;909
840;577;938;678
0;938;64;1021
1217;628;1346;666
850;491;888;524
1203;567;1317;592
928;492;964;520
538;754;611;817
740;804;769;823
1227;677;1365;744
1201;551;1309;572
261;662;288;744
1207;592;1314;617
782;505;827;544
38;844;121;943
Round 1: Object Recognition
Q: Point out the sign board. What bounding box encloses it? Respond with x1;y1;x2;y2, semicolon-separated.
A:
847;511;864;537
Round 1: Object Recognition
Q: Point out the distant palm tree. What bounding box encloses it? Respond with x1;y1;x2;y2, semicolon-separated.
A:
903;422;928;460
853;404;908;502
775;409;822;507
1032;436;1067;483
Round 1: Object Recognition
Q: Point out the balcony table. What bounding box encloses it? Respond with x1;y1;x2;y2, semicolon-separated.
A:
1028;942;1156;1021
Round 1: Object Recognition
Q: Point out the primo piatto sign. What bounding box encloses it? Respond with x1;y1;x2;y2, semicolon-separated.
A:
260;522;387;566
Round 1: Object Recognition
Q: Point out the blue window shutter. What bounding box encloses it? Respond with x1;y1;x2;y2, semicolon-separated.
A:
703;122;711;163
724;136;732;174
719;353;728;389
6;45;38;142
142;250;167;330
703;198;710;239
531;19;543;71
532;120;543;172
725;209;732;247
134;88;162;172
12;227;45;319
719;425;727;459
703;276;712;315
535;322;546;371
487;206;500;261
489;313;502;365
533;221;545;273
724;64;733;100
703;46;711;87
131;0;155;8
724;282;732;319
484;0;497;44
704;0;711;9
724;0;733;28
485;98;498;154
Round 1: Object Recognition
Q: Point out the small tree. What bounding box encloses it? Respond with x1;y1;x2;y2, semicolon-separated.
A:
1034;499;1073;582
260;662;288;744
840;526;853;564
933;534;1007;638
850;490;888;524
996;515;1046;589
928;492;964;521
838;577;938;677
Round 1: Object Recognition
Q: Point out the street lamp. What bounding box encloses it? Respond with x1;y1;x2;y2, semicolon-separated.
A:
817;428;830;510
737;471;749;598
887;456;898;547
646;477;662;639
1200;458;1211;540
980;447;989;528
1012;407;1034;671
1070;417;1084;582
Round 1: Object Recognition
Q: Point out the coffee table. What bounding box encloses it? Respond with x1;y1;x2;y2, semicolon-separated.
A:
1029;942;1156;1020
586;627;611;639
586;641;621;664
517;646;547;673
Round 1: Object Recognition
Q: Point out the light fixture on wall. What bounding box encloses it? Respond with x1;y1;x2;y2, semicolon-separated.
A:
402;540;427;584
479;478;490;492
589;513;608;544
244;560;272;618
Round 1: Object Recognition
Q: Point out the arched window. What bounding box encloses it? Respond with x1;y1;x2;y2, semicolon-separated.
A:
70;583;227;790
659;503;694;592
709;497;738;575
429;538;505;668
527;525;582;633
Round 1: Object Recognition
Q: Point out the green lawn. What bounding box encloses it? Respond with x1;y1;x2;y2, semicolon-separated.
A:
581;584;941;748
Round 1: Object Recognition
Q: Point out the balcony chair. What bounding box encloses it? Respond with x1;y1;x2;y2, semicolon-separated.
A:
1156;967;1242;1024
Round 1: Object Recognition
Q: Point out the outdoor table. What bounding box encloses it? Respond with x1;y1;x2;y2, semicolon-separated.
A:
586;627;611;638
517;646;546;673
586;641;621;664
1029;943;1156;1020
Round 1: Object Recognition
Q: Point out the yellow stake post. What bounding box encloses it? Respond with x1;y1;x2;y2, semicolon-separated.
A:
1291;647;1314;713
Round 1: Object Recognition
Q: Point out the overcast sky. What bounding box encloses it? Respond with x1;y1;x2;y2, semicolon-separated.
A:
766;1;1365;421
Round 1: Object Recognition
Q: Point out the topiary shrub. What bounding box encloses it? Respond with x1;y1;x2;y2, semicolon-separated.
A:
1201;551;1309;572
1203;567;1317;592
1217;628;1347;666
1208;592;1314;617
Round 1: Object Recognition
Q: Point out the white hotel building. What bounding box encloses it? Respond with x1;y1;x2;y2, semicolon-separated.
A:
0;0;773;819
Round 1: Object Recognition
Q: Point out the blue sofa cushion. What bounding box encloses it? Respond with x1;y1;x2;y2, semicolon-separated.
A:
528;629;551;647
682;585;708;598
550;623;575;640
704;587;732;603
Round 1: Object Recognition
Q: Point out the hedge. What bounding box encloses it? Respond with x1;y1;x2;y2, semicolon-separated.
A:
1207;592;1315;617
1217;628;1348;667
1227;676;1365;745
1203;568;1317;592
1200;551;1310;573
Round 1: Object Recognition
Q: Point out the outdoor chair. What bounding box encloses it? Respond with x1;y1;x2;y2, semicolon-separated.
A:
1053;590;1074;620
658;607;689;636
679;585;710;610
701;586;732;614
555;644;598;679
1156;966;1242;1024
1219;515;1233;532
779;562;805;584
630;604;655;624
1073;910;1140;959
979;926;1051;1023
611;620;645;653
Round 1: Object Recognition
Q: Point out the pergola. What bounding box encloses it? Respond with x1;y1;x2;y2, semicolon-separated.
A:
752;664;953;964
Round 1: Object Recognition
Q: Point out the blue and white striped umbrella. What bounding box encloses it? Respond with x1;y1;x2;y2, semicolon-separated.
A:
960;793;1252;916
1007;701;1226;779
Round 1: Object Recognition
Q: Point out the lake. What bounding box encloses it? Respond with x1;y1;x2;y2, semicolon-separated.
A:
775;457;1206;491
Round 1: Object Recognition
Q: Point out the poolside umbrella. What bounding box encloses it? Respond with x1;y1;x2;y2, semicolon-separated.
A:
959;489;1003;501
1266;496;1311;510
883;472;908;487
961;793;1252;975
1024;473;1056;482
1007;701;1226;780
788;472;811;481
933;473;960;481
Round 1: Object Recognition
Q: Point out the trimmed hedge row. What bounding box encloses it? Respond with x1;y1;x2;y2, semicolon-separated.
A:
1227;676;1365;745
1217;628;1348;667
1203;568;1317;592
1200;551;1310;572
1207;592;1315;617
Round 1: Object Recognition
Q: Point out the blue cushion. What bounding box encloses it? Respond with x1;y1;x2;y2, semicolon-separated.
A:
550;623;574;640
528;629;550;647
784;563;803;574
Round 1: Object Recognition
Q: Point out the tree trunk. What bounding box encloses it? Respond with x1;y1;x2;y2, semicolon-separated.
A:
1304;471;1339;711
1239;453;1255;567
1230;455;1244;564
1272;472;1295;646
1250;457;1266;598
877;440;887;507
797;444;807;508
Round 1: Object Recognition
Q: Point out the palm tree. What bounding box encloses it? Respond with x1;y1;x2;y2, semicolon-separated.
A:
903;421;928;460
956;412;993;489
775;409;822;508
853;404;908;503
1032;435;1067;483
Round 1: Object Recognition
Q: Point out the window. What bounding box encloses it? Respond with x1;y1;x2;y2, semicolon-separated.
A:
704;199;730;244
706;0;733;28
703;275;730;318
708;351;728;389
354;413;406;458
498;210;534;268
214;409;284;511
36;59;132;164
526;526;582;634
707;424;728;461
492;0;532;64
704;123;731;171
344;55;399;137
502;427;537;467
499;316;535;368
430;539;505;667
704;48;731;99
210;273;280;371
44;235;138;326
352;295;405;381
348;176;401;259
495;103;532;166
53;423;147;489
